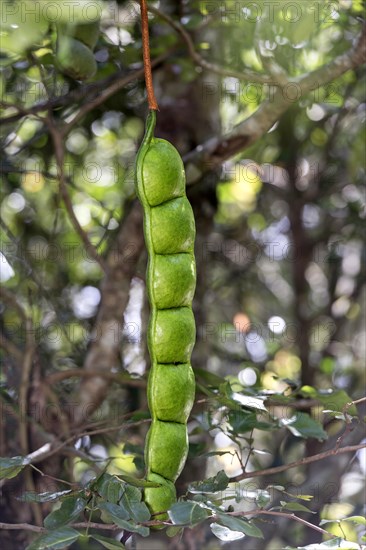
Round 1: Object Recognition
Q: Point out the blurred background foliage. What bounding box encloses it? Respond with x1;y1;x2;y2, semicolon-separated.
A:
0;1;365;549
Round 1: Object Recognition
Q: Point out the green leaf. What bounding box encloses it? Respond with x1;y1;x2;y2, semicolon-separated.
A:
296;495;314;502
105;518;149;537
44;497;86;529
0;456;30;479
188;470;230;494
200;451;234;458
91;534;126;549
299;388;358;415
231;392;267;412
17;490;72;503
116;474;159;488
281;501;315;513
26;527;80;550
228;410;273;433
99;502;130;521
280;412;327;441
95;474;124;504
166;526;183;538
255;490;271;508
119;485;150;522
210;522;245;542
216;514;263;538
317;390;358;415
342;516;366;526
194;367;226;387
168;501;210;526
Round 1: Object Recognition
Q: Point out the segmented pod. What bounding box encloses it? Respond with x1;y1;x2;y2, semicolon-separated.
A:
135;111;196;520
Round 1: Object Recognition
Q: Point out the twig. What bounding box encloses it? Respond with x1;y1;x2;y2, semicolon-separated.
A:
1;49;169;128
183;24;366;178
222;510;334;538
148;5;272;85
46;117;106;272
64;52;168;131
0;509;335;538
0;288;41;524
44;368;145;388
0;523;45;533
140;0;159;110
21;418;150;466
0;333;23;362
229;443;366;483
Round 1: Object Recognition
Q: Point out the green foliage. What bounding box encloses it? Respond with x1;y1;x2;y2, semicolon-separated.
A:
26;527;80;550
44;496;86;529
0;1;365;548
0;455;31;479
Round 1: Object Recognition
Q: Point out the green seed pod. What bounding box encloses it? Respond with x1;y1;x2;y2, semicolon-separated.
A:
56;36;97;81
148;363;195;423
55;21;100;81
150;197;196;254
145;421;188;482
144;473;176;523
141;140;185;206
73;21;100;50
152;253;196;309
135;111;196;519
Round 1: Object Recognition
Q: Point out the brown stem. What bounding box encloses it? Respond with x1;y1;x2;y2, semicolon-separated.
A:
44;368;145;388
140;0;159;110
223;510;333;538
229;443;366;483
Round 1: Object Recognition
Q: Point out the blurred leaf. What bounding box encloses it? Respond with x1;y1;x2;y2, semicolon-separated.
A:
0;456;31;479
188;470;230;494
280;413;327;440
116;474;158;488
228;410;273;433
104;517;149;537
216;513;263;538
94;474;124;504
119;485;150;523
210;522;245;541
194;367;226;387
287;537;362;548
26;527;80;550
166;526;183;538
280;501;315;513
231;392;267;412
342;516;366;526
44;497;86;529
91;534;126;549
99;502;130;521
168;501;210;526
17;490;72;503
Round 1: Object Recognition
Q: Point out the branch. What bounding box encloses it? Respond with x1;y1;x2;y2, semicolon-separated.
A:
230;443;366;483
0;523;45;533
72;201;145;425
0;509;335;538
0;52;168;128
148;5;272;84
222;510;333;538
0;288;41;522
184;24;366;181
62;51;168;133
44;368;145;388
46;117;106;272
